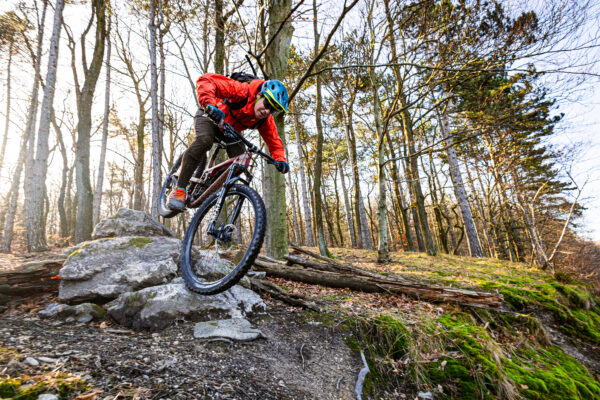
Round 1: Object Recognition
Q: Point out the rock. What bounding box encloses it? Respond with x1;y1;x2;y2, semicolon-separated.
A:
37;394;59;400
106;278;266;331
92;208;174;239
37;357;58;363
59;236;181;303
39;303;106;323
24;356;39;367
418;391;434;400
193;318;264;341
192;251;251;288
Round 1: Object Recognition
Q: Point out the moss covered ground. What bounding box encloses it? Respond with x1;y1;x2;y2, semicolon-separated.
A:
328;248;600;345
294;247;600;399
0;347;90;399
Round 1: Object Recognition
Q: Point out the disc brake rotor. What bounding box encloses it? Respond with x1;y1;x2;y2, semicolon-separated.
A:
214;224;237;254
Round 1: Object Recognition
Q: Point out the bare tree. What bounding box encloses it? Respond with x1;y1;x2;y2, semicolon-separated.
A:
24;0;65;252
93;11;111;226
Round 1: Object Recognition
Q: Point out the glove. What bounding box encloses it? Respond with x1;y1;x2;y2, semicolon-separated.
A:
206;104;225;125
274;160;289;174
223;128;237;139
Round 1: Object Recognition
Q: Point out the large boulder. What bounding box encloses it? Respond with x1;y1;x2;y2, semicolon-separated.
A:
106;278;266;331
59;236;181;303
92;208;174;239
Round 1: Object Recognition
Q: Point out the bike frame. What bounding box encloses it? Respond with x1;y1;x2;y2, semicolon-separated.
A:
186;118;276;241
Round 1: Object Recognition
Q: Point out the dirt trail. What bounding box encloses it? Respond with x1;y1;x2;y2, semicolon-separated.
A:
1;304;362;399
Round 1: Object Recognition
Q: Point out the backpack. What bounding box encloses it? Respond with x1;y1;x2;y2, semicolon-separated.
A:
223;72;261;110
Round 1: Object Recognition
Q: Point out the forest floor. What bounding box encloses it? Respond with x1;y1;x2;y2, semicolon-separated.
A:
1;247;600;399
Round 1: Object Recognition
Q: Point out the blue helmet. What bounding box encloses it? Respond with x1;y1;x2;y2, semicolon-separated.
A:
260;80;289;113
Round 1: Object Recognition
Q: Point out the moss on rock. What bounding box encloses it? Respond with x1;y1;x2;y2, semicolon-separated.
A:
123;237;153;248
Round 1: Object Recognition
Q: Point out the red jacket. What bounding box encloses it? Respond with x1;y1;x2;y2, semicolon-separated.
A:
195;73;286;162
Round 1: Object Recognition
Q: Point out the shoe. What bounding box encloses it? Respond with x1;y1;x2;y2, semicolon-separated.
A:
167;187;187;210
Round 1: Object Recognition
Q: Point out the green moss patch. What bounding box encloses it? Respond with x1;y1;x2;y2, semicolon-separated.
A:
346;314;412;395
0;372;90;400
0;346;19;363
495;282;600;344
347;311;600;400
123;237;153;248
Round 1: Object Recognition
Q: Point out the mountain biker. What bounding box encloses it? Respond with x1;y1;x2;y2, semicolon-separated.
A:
167;72;290;211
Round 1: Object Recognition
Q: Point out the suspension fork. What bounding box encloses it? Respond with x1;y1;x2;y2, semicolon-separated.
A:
206;163;247;238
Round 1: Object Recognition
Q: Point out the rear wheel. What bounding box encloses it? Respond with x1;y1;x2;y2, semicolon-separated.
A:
180;184;266;295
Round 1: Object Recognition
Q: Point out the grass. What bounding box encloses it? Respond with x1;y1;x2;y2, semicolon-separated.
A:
324;247;600;344
294;247;600;399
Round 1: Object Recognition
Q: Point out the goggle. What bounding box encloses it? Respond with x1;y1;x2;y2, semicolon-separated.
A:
263;88;285;112
263;95;283;114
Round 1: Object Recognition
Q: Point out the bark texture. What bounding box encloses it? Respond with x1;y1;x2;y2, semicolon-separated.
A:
437;106;484;257
75;0;107;243
25;0;65;252
263;0;293;259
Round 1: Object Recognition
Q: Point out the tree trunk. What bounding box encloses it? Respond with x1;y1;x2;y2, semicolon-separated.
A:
156;9;167;218
292;109;314;246
0;42;13;179
214;0;225;75
149;0;160;219
463;156;495;257
289;174;302;246
343;109;372;250
22;2;48;239
263;0;293;259
93;14;111;227
75;0;107;243
133;111;145;211
399;107;436;256
422;151;448;254
310;0;329;257
50;108;69;239
366;59;390;262
332;143;356;248
26;0;65;252
1;127;31;252
386;136;414;251
436;106;484;257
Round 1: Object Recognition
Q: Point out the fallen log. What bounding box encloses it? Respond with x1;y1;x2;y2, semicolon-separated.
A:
0;258;66;299
253;257;503;308
284;253;415;282
249;278;321;312
287;246;421;282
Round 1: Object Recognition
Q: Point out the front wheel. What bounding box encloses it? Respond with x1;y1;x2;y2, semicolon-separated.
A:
180;184;266;295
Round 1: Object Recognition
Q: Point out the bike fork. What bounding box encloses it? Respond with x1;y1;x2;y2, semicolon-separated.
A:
206;164;244;238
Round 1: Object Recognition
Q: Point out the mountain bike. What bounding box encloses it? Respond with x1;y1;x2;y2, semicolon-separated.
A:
157;112;277;295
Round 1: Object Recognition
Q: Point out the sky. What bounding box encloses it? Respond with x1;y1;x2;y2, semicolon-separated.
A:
0;0;599;240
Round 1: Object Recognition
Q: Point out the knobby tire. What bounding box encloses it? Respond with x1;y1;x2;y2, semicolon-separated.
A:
180;184;266;295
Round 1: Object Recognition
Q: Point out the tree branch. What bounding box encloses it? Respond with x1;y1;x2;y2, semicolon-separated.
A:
288;0;360;103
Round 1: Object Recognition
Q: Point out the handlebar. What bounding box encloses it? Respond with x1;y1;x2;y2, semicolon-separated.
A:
200;107;276;165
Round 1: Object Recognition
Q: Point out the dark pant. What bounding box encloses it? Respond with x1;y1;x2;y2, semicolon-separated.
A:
178;108;246;188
